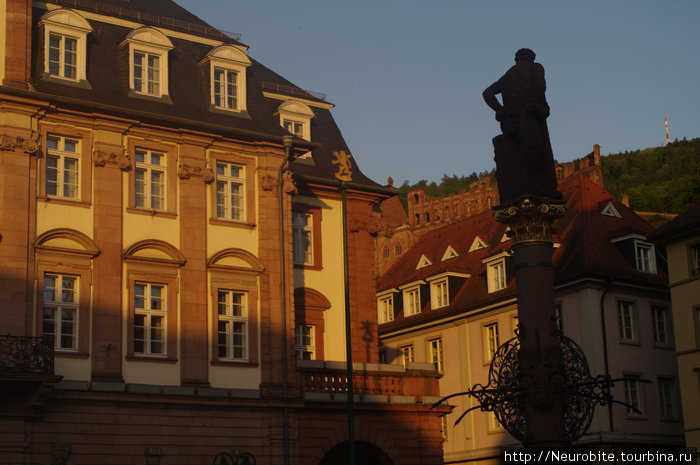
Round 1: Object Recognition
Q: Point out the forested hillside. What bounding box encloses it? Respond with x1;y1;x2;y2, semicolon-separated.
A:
396;138;699;214
601;138;699;214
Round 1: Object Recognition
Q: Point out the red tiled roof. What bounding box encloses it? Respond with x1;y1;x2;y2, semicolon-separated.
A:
377;175;668;328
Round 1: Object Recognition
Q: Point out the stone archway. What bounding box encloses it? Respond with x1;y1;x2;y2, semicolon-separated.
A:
319;441;393;465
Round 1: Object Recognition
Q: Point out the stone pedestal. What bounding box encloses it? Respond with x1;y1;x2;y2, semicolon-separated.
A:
494;197;566;447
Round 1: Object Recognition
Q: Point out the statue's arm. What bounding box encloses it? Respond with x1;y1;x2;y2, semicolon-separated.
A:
482;80;503;115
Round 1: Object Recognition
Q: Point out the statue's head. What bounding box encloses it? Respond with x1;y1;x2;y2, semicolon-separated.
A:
515;48;536;63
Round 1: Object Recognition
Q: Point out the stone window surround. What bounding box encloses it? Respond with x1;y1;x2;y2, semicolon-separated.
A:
208;151;256;229
126;138;177;218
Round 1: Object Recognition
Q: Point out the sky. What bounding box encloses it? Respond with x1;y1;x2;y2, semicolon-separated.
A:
176;1;700;187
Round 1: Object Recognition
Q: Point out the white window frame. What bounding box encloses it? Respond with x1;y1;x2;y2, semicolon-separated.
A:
213;67;239;110
217;290;248;361
292;212;314;265
483;322;499;363
122;27;173;98
39;9;92;83
295;324;315;360
430;279;449;309
377;293;395;324
45;134;80;199
617;301;637;343
204;45;251;113
134;149;166;210
428;337;443;372
277;100;314;141
635;240;657;274
402;285;421;317
657;377;678;419
487;260;506;292
215;162;245;221
623;374;645;417
651;305;671;346
400;344;414;368
133;282;167;356
42;273;79;350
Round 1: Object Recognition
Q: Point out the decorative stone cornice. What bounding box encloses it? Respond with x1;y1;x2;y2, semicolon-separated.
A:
493;196;566;244
93;149;131;170
1;134;39;154
261;174;276;191
178;164;214;183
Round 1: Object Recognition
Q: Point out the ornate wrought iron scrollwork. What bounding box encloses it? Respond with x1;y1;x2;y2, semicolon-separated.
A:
0;335;55;375
433;324;647;442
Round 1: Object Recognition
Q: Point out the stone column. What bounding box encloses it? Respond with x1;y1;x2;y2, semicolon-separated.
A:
494;197;566;447
91;145;129;382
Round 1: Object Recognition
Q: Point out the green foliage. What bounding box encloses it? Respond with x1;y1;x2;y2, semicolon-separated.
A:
396;170;495;209
602;138;700;214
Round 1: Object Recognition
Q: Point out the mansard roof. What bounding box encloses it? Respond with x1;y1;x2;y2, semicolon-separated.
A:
24;1;384;191
377;175;668;329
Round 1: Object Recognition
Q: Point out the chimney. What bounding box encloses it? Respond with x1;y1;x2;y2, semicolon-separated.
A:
593;144;601;166
621;194;630;207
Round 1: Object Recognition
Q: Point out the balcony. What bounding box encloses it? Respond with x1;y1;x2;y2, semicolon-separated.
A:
0;335;54;375
297;360;441;403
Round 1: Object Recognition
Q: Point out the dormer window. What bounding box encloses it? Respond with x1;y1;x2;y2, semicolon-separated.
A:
427;272;469;309
483;252;510;293
376;290;397;324
399;281;425;317
635;240;657;273
277;100;314;141
122;27;174;99
203;45;251;113
39;9;92;84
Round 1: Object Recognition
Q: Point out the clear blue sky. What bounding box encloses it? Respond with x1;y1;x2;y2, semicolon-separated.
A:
177;1;700;187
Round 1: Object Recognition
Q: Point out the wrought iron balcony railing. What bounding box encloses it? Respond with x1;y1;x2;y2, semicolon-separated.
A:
0;335;55;375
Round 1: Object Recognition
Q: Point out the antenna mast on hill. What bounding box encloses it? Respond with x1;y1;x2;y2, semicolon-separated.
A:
664;117;670;146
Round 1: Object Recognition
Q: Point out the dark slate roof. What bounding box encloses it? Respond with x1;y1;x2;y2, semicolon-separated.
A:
377;175;668;331
26;1;384;191
650;200;700;243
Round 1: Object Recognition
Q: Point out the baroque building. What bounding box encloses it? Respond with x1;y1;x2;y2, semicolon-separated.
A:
0;1;446;464
377;175;684;463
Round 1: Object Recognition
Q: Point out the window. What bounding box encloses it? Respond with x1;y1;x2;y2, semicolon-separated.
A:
133;282;167;356
293;212;313;265
213;68;238;110
377;295;394;324
691;245;700;277
134;149;166;210
487;260;506;292
483;322;499;362
488;411;504;432
428;338;443;372
483;253;509;293
394;243;403;255
48;33;77;79
635;241;656;273
624;375;644;416
382;247;390;259
283;120;304;138
123;27;173;99
400;344;414;368
216;162;245;221
651;306;670;346
277;100;314;140
42;273;78;350
403;287;421;316
45;135;80;199
658;377;678;419
295;325;315;360
39;9;91;83
378;350;387;364
431;279;449;309
133;51;161;95
205;45;250;113
617;301;636;342
217;290;248;361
